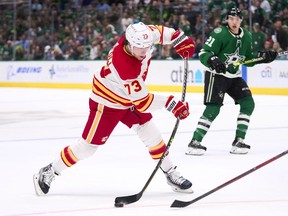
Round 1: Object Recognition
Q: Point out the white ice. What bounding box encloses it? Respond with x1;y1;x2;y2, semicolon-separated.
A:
0;87;287;216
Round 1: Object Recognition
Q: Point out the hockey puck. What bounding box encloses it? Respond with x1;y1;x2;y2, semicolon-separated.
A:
114;202;124;208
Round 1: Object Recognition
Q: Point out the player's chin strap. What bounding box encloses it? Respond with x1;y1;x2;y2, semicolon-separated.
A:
126;43;135;56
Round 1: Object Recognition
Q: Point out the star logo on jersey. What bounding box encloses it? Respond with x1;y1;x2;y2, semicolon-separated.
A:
224;47;245;67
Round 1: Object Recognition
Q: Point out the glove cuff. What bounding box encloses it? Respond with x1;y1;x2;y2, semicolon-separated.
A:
165;95;177;112
171;30;186;47
207;56;217;69
207;56;218;64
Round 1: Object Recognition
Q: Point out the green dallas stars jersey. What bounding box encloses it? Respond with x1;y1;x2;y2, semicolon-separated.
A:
199;25;258;78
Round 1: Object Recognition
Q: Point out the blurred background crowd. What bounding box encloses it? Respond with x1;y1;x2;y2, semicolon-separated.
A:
0;0;287;61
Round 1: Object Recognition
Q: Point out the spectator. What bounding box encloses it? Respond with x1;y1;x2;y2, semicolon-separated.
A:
264;40;272;51
250;0;266;27
120;11;134;33
38;31;52;53
43;45;55;60
0;0;287;61
160;44;173;60
96;0;111;13
252;22;266;54
15;45;25;60
89;40;100;60
54;49;66;60
272;42;287;59
0;40;13;61
169;14;179;30
192;36;202;59
31;0;43;14
271;17;288;51
179;14;192;37
161;0;174;24
17;33;30;57
260;0;271;17
32;44;44;60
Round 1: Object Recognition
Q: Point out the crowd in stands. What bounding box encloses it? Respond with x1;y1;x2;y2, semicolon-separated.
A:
0;0;287;61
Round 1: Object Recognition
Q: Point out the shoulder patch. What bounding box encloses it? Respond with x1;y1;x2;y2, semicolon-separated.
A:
214;27;222;34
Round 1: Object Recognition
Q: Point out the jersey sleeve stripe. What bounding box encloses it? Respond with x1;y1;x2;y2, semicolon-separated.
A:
92;76;132;107
133;93;154;112
155;25;164;44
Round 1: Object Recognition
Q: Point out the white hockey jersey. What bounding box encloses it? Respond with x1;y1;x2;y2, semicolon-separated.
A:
90;25;177;112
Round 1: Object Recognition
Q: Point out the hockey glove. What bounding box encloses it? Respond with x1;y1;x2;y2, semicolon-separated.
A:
171;30;195;59
165;95;189;120
257;50;277;63
207;56;226;74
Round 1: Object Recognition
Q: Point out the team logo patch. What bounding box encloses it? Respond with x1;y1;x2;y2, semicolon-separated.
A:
218;91;224;99
214;27;222;34
101;136;109;142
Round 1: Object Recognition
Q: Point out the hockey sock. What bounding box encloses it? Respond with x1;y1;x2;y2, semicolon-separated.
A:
236;96;255;139
192;104;220;141
131;121;174;172
52;138;98;174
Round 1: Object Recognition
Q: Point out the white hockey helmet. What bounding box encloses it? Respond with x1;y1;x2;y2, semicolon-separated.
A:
125;22;153;48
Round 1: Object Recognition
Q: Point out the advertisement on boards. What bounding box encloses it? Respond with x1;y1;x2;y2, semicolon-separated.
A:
146;60;206;86
1;61;103;83
246;61;288;88
0;60;287;94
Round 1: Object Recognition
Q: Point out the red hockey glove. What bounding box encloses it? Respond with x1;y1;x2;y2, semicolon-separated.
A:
171;30;195;59
165;95;189;120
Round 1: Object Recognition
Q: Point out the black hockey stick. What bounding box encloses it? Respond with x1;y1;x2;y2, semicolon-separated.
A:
233;50;288;66
171;149;288;208
114;57;189;206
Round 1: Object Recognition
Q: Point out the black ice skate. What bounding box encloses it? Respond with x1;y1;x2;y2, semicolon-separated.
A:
164;166;193;193
186;139;207;156
33;163;56;196
230;137;250;154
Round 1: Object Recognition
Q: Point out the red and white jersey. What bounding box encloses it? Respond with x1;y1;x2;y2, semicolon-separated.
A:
90;25;176;112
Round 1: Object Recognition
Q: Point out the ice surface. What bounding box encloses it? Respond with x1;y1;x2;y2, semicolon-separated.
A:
0;88;287;216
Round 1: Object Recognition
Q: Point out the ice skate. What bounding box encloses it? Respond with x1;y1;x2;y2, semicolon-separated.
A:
164;166;193;193
186;140;207;156
230;137;250;154
33;163;56;196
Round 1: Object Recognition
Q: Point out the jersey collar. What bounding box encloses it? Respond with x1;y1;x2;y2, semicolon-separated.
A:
227;26;244;38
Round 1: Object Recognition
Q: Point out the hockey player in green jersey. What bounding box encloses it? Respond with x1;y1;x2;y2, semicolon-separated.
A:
186;8;277;155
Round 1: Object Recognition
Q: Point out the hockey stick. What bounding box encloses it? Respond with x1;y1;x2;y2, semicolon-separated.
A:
233;50;288;66
114;57;189;206
171;149;288;208
232;57;265;66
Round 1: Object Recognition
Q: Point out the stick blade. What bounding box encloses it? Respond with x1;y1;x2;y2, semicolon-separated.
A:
115;193;142;205
170;199;192;208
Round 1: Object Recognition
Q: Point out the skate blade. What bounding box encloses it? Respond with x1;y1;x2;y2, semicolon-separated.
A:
185;147;206;156
230;146;249;154
33;174;45;196
171;186;194;193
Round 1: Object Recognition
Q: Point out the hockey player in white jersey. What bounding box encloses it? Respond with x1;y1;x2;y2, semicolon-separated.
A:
33;22;195;196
